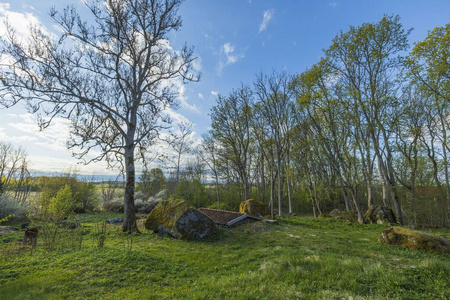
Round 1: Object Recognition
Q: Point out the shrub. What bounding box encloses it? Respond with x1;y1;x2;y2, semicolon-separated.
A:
48;185;74;221
135;199;159;214
342;209;356;222
175;180;209;208
35;185;75;221
103;197;124;212
0;194;28;221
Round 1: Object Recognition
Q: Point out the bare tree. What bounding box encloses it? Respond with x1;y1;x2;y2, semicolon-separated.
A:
254;71;294;215
198;131;221;208
210;85;253;202
0;142;31;201
165;121;193;186
0;0;198;232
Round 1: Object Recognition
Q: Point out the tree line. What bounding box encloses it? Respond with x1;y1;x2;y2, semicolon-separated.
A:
0;0;448;230
203;16;449;227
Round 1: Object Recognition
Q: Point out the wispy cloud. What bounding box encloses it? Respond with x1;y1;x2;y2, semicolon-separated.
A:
259;9;275;33
216;43;244;74
329;2;338;7
192;56;202;72
223;43;237;64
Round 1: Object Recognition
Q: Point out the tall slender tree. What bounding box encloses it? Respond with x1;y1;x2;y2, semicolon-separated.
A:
210;85;253;202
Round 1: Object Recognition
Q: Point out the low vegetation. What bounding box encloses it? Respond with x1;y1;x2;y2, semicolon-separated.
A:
1;214;448;299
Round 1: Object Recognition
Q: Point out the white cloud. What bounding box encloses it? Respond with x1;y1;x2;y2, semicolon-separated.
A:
223;43;237;64
22;4;35;10
7;114;70;152
192;56;202;71
259;9;275;33
0;3;50;41
0;3;10;12
329;2;338;7
198;93;204;99
216;43;244;74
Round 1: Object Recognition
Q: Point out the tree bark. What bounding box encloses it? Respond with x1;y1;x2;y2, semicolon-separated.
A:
123;146;139;233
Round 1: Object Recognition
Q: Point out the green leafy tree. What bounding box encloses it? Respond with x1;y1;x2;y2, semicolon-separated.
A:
48;185;74;221
210;85;254;202
406;24;450;219
324;15;410;224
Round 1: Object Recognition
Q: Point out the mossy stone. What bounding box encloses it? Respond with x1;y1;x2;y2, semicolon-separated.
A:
379;226;450;253
144;199;217;240
239;199;269;217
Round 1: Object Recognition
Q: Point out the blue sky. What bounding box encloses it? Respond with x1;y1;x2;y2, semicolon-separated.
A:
0;0;449;176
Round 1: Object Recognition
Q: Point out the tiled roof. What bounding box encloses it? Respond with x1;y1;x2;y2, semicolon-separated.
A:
199;208;261;227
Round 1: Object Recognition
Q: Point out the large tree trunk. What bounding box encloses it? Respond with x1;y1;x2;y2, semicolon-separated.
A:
123;146;139;233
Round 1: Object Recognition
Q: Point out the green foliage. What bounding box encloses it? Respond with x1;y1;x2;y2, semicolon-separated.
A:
406;23;450;98
36;176;99;214
175;179;208;208
48;185;74;221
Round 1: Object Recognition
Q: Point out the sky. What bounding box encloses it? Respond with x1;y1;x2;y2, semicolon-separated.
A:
0;0;449;177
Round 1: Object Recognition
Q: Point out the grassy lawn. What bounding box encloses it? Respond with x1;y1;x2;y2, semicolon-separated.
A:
1;214;449;299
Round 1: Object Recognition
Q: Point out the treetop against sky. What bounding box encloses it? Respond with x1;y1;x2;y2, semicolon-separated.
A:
0;0;449;175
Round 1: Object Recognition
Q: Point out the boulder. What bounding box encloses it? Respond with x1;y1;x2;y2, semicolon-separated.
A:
329;209;343;219
379;226;450;253
239;199;269;217
365;205;396;224
144;199;217;240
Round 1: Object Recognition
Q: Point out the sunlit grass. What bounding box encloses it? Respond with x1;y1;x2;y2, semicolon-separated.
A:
1;213;449;299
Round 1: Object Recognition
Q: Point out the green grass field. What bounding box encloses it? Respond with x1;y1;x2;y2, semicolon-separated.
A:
1;214;449;299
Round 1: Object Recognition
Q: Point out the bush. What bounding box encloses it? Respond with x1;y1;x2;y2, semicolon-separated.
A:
103;197;124;212
0;194;28;221
36;175;99;212
135;199;158;214
48;185;74;221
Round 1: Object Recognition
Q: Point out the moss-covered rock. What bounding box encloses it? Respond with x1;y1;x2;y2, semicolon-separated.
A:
378;226;450;253
144;199;217;240
329;209;343;219
365;205;396;224
239;199;269;217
